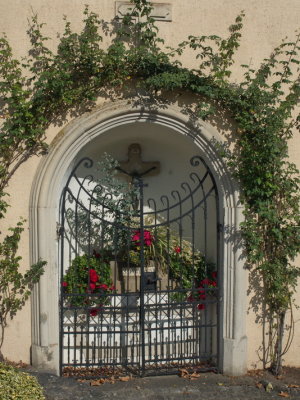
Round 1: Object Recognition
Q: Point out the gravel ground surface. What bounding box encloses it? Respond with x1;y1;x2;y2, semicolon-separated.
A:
24;366;300;400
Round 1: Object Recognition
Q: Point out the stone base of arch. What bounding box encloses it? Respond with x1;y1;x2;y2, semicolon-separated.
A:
30;100;247;376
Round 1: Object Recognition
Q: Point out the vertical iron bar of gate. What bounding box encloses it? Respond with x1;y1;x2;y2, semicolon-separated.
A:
138;177;146;376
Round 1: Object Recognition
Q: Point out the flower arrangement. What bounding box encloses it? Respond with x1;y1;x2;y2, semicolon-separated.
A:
187;271;217;310
123;229;155;266
120;217;217;307
62;252;115;315
167;242;217;307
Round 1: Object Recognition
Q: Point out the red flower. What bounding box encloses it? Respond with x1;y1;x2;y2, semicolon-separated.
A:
197;287;206;300
131;230;153;246
89;269;98;283
200;278;210;286
199;278;216;288
197;304;205;310
62;281;68;287
109;285;116;291
90;305;103;317
89;283;96;291
97;283;108;290
174;246;181;253
132;231;140;242
93;250;101;259
144;231;153;246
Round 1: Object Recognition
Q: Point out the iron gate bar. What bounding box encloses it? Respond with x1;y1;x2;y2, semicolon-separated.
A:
62;178;216;229
137;176;146;376
59;155;220;377
69;159;213;219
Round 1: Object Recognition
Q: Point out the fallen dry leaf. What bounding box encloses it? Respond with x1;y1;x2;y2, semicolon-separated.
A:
256;383;263;389
278;392;290;398
119;376;132;382
189;372;201;379
217;383;224;386
179;368;189;376
247;369;264;377
288;384;300;388
90;378;105;386
4;359;29;369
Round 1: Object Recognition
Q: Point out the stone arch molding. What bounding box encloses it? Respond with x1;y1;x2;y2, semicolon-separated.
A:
30;100;247;376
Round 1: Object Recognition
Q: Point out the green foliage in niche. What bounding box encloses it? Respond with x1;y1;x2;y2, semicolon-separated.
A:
0;0;299;375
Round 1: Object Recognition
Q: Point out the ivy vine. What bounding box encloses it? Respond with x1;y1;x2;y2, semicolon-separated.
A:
0;0;299;374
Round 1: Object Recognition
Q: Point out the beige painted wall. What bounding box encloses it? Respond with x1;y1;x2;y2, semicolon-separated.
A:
1;0;300;369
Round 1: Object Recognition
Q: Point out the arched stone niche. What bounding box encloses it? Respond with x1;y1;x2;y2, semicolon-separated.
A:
29;100;247;375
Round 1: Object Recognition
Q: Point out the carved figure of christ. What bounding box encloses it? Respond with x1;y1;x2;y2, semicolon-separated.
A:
117;143;160;181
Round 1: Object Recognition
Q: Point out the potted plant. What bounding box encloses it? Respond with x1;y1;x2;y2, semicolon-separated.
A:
62;251;116;316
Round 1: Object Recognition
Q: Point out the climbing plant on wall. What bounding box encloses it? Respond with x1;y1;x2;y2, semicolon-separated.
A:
0;0;299;374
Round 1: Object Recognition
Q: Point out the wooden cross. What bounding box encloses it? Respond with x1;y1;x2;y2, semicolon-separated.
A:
117;143;160;181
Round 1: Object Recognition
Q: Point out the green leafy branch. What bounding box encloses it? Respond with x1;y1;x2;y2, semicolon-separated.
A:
0;220;45;351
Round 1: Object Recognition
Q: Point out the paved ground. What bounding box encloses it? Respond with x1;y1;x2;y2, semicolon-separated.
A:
26;367;300;400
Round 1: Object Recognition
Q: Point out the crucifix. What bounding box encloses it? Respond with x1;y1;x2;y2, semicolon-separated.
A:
116;143;160;181
116;143;160;209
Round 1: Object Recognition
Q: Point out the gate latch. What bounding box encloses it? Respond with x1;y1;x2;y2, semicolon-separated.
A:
144;272;160;291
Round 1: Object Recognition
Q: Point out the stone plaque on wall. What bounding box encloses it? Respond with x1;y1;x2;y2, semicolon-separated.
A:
115;1;172;22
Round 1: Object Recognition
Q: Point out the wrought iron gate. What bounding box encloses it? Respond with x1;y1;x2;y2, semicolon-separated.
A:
59;155;220;376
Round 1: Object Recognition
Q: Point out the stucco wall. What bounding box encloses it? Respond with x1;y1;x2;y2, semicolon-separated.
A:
1;0;299;370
